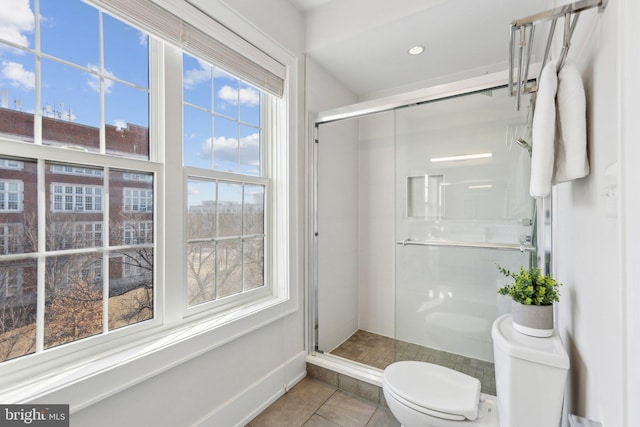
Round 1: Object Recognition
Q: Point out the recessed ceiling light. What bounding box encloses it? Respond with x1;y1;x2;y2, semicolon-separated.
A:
408;45;425;56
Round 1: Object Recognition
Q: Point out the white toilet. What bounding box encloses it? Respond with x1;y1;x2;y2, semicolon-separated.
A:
383;314;569;427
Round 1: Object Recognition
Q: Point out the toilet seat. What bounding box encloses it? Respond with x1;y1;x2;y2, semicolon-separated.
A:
383;361;481;421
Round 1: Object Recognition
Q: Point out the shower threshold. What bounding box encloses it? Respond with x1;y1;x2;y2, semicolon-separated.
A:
327;330;496;396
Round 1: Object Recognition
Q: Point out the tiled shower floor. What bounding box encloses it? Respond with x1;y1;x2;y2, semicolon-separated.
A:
329;329;496;395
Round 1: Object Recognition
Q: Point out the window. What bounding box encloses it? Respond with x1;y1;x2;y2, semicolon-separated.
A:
123;188;153;212
0;223;23;254
51;165;104;177
123;221;153;245
0;181;22;212
0;0;154;364
0;160;23;170
51;184;103;212
0;0;295;401
183;52;268;308
1;267;23;298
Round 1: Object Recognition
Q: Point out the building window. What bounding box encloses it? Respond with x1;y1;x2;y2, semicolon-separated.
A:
0;159;23;170
51;165;104;177
123;221;152;245
1;267;23;298
51;184;104;212
123;188;152;213
123;172;152;182
0;223;24;254
0;181;22;212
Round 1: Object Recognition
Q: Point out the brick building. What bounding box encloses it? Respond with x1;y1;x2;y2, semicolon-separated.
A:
0;106;152;308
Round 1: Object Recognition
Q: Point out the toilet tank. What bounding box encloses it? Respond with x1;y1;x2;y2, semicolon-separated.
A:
492;314;570;427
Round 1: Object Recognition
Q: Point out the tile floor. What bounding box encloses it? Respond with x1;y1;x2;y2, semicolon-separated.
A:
246;377;400;427
247;330;497;426
330;330;496;395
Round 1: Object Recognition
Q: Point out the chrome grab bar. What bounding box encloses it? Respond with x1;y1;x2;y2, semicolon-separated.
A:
396;238;536;253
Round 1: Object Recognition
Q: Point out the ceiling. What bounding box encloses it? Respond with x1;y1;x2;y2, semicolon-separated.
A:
288;0;550;97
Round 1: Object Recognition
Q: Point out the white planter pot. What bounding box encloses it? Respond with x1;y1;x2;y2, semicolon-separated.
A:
511;300;554;337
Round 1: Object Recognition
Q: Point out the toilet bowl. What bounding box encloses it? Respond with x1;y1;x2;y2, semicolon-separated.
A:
382;361;499;427
383;314;569;427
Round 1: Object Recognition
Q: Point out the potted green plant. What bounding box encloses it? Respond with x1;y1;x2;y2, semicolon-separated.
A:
497;264;562;337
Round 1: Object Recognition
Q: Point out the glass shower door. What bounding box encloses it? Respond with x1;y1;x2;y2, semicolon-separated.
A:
394;89;535;362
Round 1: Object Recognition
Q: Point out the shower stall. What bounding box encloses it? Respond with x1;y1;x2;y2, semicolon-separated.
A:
309;72;544;390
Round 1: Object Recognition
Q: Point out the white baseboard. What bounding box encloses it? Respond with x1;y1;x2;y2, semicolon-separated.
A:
194;350;307;427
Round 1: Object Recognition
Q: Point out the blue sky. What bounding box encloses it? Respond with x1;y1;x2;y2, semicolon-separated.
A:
0;0;260;179
0;0;148;129
0;0;263;206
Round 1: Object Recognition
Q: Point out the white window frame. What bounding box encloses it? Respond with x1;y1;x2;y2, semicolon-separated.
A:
51;183;104;212
0;0;299;412
123;220;153;245
50;164;104;177
0;223;23;255
0;159;23;170
1;266;23;298
0;180;23;212
123;187;153;212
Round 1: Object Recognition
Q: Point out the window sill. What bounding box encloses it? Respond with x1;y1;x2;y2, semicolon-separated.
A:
0;293;297;412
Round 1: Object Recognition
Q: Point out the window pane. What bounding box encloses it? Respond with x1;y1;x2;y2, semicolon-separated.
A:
0;1;35;49
214;116;238;172
238;82;260;126
214;70;239;120
0;46;35;142
0;158;37;252
105;80;149;159
0;260;37;362
183;106;212;169
183;53;212;110
187;242;216;306
218;181;242;237
217;239;242;298
239;125;260;176
108;249;153;330
46;163;104;250
187;178;216;239
44;253;103;349
244;184;264;235
40;0;99;67
41;58;100;141
109;170;153;246
244;237;264;291
103;13;149;88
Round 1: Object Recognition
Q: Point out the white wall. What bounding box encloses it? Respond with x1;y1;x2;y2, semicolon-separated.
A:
357;112;395;338
553;1;636;426
622;2;640;425
306;58;360;352
71;1;308;426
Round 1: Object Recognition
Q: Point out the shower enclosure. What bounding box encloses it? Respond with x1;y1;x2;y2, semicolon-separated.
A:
310;73;541;384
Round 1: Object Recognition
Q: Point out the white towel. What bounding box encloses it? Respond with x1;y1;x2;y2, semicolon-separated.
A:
529;60;558;197
553;62;589;183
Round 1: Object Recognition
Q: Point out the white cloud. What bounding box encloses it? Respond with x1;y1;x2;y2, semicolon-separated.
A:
218;85;259;107
1;60;34;90
138;31;148;47
187;184;200;195
201;132;260;164
87;64;117;94
0;0;34;48
183;60;211;90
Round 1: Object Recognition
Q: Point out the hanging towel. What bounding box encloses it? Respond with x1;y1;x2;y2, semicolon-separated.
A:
553;61;589;184
529;60;558;197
